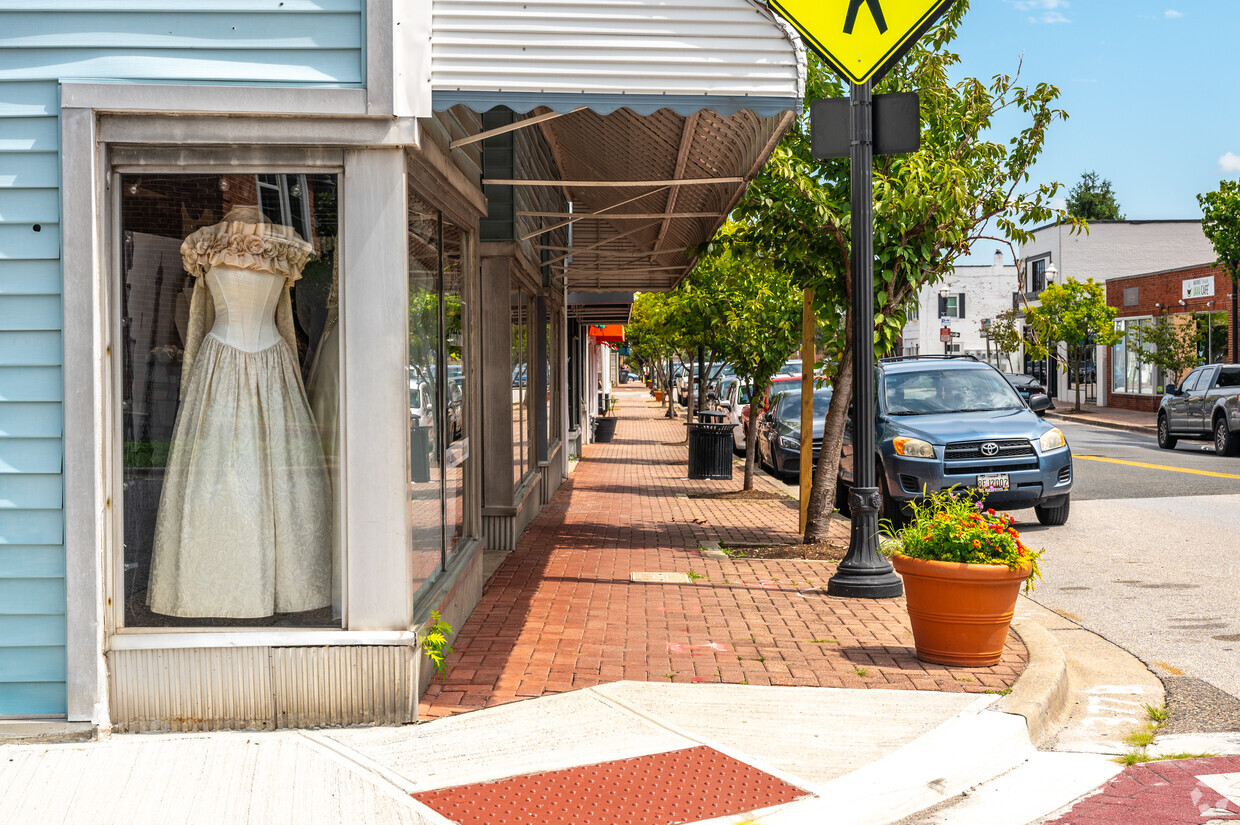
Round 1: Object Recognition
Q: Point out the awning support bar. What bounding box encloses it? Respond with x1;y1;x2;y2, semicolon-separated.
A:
449;107;587;150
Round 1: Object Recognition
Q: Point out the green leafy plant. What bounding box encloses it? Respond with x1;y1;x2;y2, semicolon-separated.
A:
882;489;1043;591
420;610;454;681
686;569;706;582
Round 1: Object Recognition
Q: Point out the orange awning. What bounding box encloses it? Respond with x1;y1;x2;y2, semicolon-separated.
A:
588;324;625;344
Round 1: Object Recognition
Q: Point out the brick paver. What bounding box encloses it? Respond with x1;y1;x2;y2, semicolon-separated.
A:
1045;756;1240;824
420;388;1027;718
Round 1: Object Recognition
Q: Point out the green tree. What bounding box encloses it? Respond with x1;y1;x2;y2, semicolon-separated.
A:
627;292;679;418
1131;315;1201;385
725;0;1076;543
1024;278;1120;412
1066;171;1124;221
985;307;1024;371
1197;179;1240;363
693;229;804;490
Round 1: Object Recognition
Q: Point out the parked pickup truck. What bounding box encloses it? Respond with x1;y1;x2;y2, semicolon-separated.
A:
1157;364;1240;455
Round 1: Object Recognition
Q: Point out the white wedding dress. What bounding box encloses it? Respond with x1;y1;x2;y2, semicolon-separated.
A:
148;217;331;618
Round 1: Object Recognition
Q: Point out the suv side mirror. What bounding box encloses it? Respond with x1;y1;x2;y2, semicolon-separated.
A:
1164;383;1179;396
1028;393;1051;414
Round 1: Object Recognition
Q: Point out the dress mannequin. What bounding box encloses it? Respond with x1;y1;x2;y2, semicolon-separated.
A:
148;208;332;619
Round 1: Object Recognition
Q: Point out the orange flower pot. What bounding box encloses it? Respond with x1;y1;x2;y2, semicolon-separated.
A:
653;390;664;402
891;554;1031;667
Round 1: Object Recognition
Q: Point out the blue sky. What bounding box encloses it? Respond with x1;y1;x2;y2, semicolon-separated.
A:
951;0;1240;225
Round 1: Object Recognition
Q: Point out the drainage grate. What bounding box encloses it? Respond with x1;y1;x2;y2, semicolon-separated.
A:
412;746;810;825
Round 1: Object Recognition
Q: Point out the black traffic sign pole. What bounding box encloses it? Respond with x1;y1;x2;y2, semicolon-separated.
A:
827;80;904;599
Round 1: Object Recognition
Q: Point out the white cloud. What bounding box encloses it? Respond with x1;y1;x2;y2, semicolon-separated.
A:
1051;197;1068;212
1165;9;1183;18
1006;0;1071;23
1219;152;1240;173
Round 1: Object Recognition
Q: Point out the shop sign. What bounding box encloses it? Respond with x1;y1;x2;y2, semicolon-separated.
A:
1183;277;1214;300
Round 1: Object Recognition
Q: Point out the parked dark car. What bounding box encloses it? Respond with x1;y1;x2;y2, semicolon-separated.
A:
1003;373;1053;412
1158;364;1240;455
839;357;1072;526
755;386;834;478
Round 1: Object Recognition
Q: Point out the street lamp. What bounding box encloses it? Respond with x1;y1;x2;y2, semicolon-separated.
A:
1044;263;1057;286
939;286;951;356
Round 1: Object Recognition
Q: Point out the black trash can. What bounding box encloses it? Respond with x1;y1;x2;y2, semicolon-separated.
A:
687;421;734;480
594;416;618;442
410;422;431;483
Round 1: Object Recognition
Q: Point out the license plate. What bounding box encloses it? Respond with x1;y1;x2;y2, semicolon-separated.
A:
977;473;1009;492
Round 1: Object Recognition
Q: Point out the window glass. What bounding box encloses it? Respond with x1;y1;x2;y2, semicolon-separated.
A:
1136;318;1155;394
1218;368;1240;388
120;173;340;628
443;221;466;558
1111;320;1127;393
944;295;959;318
1031;259;1046;293
408;196;445;594
1180;370;1202;393
512;290;529;483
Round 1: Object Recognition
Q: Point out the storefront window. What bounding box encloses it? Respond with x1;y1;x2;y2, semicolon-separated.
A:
1112;318;1163;395
409;194;471;598
1197;311;1230;363
119;173;340;628
408;199;444;593
512;290;530;483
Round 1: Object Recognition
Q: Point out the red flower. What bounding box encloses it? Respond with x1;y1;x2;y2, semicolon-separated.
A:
987;508;996;515
972;540;981;548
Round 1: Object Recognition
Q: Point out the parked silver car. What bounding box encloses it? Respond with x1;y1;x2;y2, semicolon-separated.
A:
1158;364;1240;455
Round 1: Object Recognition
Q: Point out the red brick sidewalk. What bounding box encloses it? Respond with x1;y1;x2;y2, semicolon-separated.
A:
420;389;1027;718
1046;756;1240;824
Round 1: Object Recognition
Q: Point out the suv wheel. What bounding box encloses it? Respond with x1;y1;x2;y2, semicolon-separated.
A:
1157;413;1177;450
879;472;906;529
1215;416;1237;456
1035;495;1070;526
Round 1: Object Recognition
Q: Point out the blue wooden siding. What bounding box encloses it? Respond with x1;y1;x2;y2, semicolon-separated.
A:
0;1;364;717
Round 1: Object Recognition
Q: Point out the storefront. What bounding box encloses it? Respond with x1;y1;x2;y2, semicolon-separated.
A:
0;0;803;733
1106;263;1235;412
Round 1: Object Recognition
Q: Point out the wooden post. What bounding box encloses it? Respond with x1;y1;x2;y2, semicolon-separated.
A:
799;287;814;534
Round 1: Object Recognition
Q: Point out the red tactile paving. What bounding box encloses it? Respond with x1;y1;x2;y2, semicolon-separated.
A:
419;388;1027;718
411;746;810;825
1046;756;1240;824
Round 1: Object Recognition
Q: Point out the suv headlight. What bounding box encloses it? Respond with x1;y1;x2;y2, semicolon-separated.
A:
893;437;935;458
778;435;800;449
1039;427;1067;452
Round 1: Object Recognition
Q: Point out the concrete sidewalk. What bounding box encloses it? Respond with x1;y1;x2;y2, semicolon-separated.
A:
1043;402;1156;436
1;387;1153;825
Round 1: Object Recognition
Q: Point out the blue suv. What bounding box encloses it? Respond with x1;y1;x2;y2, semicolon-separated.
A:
838;356;1073;526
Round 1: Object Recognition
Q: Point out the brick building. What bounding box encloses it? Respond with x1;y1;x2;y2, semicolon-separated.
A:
1106;263;1235;412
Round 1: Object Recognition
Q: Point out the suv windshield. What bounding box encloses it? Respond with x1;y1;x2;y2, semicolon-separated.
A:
885;368;1023;415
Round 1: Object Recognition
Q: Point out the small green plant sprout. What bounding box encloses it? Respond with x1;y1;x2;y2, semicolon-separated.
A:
420;610;454;681
850;666;870;678
686;569;706;582
983;688;1013;696
664;672;677;682
1123;728;1156;749
1145;703;1170;724
808;638;839;644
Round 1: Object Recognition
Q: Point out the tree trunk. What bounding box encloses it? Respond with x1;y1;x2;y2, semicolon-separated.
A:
666;356;676;419
684;353;696;424
804;340;853;544
743;389;760;491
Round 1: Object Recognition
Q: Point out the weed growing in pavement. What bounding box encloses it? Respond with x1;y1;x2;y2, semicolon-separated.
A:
983;688;1013;696
808;638;839;644
686;569;706;581
1115;704;1217;765
755;656;766;663
850;667;870;678
420;611;454;681
955;675;975;683
664;672;677;682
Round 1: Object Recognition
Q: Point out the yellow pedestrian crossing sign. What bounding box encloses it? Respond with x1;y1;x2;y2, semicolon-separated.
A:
769;0;956;85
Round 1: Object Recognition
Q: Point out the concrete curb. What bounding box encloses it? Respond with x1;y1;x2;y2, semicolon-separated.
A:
1000;601;1074;746
1043;411;1155;437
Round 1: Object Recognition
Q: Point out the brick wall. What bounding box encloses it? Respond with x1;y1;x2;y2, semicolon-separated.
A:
1105;263;1235;412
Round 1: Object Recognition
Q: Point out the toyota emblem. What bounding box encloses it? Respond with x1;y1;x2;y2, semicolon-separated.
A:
980;442;1000;456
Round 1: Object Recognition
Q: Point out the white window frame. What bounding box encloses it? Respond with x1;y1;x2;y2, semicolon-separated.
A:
61;92;422;723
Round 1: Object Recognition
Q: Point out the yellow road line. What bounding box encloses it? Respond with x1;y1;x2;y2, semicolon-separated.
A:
1076;454;1240;480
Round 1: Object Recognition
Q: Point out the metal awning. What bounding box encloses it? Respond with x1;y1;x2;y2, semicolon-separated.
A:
568;291;634;324
432;0;805;294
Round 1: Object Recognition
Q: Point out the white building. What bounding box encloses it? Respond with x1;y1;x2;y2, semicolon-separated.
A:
901;250;1020;369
